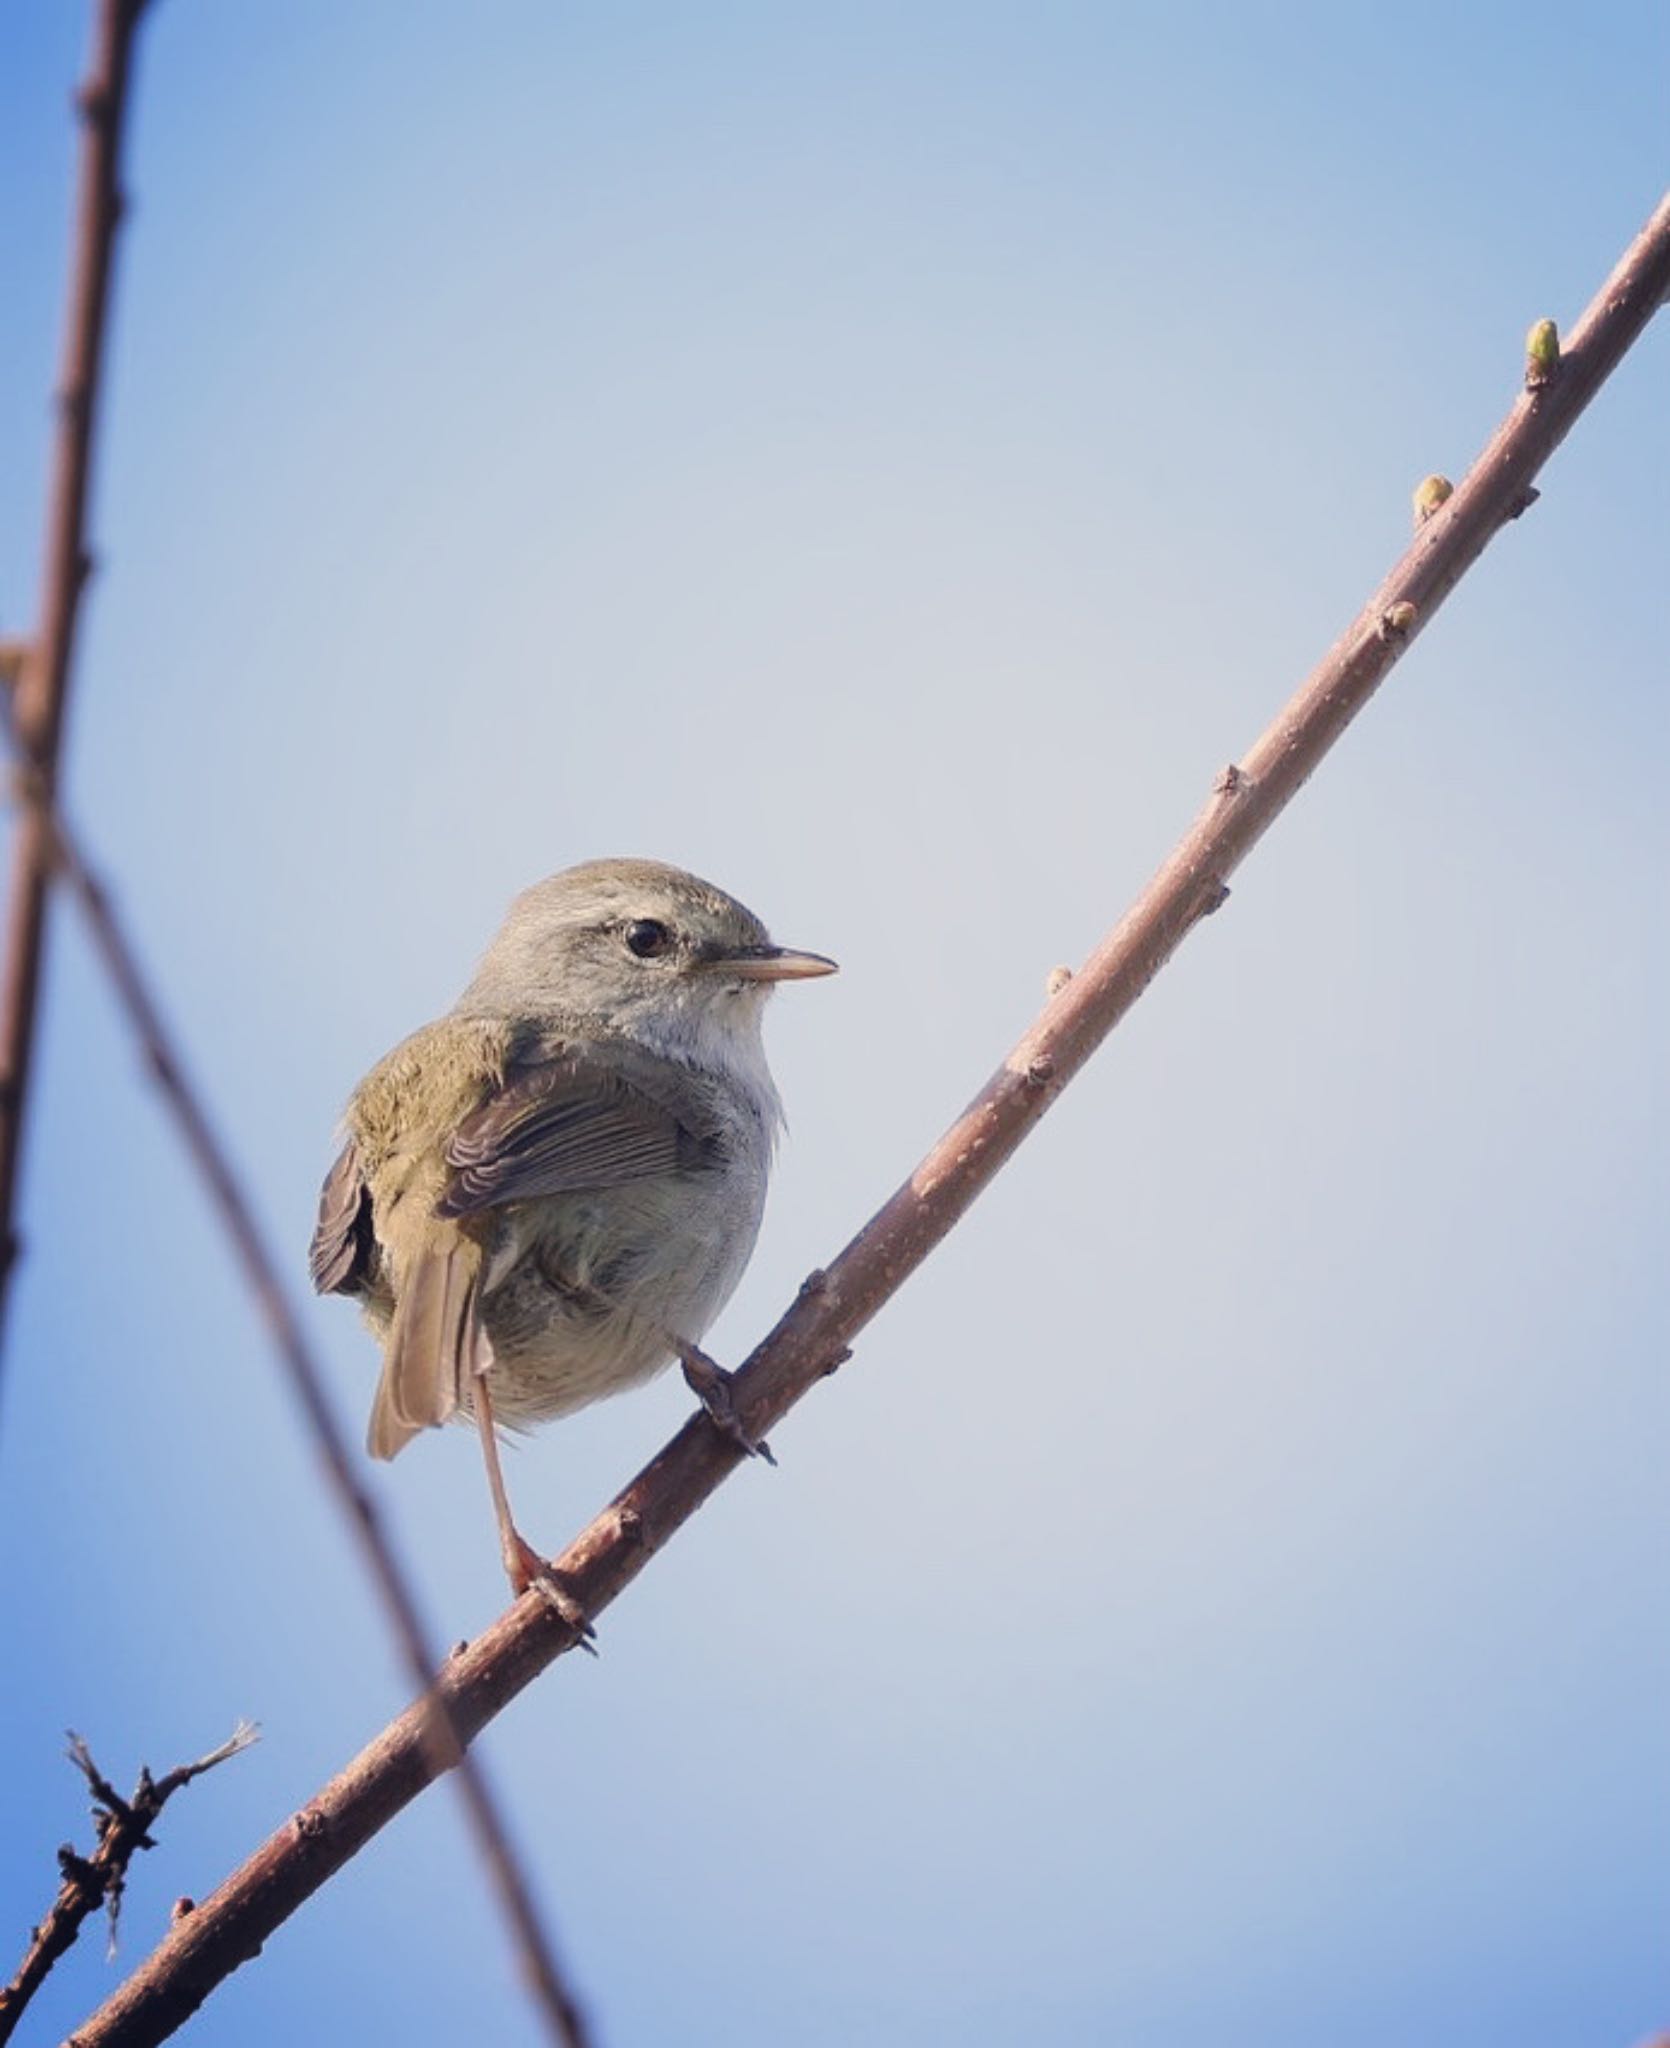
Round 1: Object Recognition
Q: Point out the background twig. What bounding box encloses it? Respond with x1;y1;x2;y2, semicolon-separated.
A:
0;1722;254;2046
64;186;1670;2048
0;0;146;1370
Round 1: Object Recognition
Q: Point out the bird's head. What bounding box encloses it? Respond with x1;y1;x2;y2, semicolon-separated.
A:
459;858;836;1079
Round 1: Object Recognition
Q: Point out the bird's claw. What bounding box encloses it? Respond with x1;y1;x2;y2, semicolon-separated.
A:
678;1346;775;1465
532;1572;598;1654
506;1533;597;1650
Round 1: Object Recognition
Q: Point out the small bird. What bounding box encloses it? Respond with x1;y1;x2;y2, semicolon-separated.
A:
310;858;836;1601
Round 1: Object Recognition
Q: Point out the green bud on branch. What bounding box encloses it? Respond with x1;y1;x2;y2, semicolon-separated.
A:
1412;474;1454;528
1525;317;1561;390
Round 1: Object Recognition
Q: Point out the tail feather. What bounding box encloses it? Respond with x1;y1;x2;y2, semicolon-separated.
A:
367;1235;489;1460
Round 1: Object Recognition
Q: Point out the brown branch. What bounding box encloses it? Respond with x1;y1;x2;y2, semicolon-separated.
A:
0;1723;255;2045
68;189;1670;2048
0;0;147;1372
0;741;595;2048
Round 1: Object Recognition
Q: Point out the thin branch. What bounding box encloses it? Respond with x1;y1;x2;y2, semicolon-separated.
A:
0;0;147;1374
0;1722;255;2046
67;189;1670;2048
0;726;594;2048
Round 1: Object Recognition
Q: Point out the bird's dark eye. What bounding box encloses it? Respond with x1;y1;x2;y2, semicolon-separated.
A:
624;918;672;959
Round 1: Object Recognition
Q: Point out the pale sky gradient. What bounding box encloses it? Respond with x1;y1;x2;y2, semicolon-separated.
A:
2;6;1666;2045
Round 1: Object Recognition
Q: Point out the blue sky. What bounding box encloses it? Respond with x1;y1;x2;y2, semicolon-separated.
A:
2;5;1666;2045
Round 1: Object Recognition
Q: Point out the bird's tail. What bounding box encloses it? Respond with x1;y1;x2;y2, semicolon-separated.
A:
367;1229;489;1460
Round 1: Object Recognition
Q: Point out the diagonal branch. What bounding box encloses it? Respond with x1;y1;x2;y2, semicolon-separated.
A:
0;0;147;1372
68;189;1670;2048
0;709;595;2048
0;1722;255;2045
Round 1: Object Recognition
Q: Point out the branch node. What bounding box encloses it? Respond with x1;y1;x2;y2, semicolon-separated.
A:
821;1346;854;1377
57;1846;101;1891
1198;880;1231;917
615;1504;649;1549
75;82;115;126
170;1899;195;1925
1377;600;1418;641
6;761;48;817
1212;762;1245;798
1024;1053;1056;1089
291;1807;329;1843
1505;484;1541;521
796;1267;829;1302
0;641;30;693
1045;964;1073;998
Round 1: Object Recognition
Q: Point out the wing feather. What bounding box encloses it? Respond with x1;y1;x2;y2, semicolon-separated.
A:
309;1140;375;1295
436;1049;719;1218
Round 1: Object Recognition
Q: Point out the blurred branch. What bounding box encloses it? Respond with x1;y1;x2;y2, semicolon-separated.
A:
65;186;1670;2048
0;0;149;1379
2;4;593;2042
0;716;594;2048
0;1722;255;2045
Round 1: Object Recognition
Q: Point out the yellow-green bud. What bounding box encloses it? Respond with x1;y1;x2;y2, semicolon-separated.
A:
1412;475;1453;527
1525;318;1560;389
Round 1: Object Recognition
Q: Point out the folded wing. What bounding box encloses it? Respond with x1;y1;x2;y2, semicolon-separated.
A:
438;1046;720;1216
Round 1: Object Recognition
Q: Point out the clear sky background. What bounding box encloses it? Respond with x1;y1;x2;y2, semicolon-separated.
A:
2;5;1665;2045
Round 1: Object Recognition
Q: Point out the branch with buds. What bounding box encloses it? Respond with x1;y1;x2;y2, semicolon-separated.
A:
61;186;1670;2048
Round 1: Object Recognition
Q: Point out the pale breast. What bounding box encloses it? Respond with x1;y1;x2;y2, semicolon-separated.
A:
478;1099;770;1428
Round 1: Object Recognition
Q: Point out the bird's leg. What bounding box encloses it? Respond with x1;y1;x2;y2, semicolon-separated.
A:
672;1335;776;1465
471;1369;592;1637
472;1377;544;1593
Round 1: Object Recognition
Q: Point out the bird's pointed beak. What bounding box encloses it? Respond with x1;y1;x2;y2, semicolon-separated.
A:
714;945;839;982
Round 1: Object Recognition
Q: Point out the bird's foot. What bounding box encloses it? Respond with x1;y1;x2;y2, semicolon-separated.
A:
676;1341;775;1465
505;1531;596;1650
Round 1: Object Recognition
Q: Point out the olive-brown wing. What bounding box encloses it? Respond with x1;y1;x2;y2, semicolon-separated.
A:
436;1048;719;1217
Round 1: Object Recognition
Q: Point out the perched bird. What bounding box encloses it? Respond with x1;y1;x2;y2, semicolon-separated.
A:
310;858;836;1599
